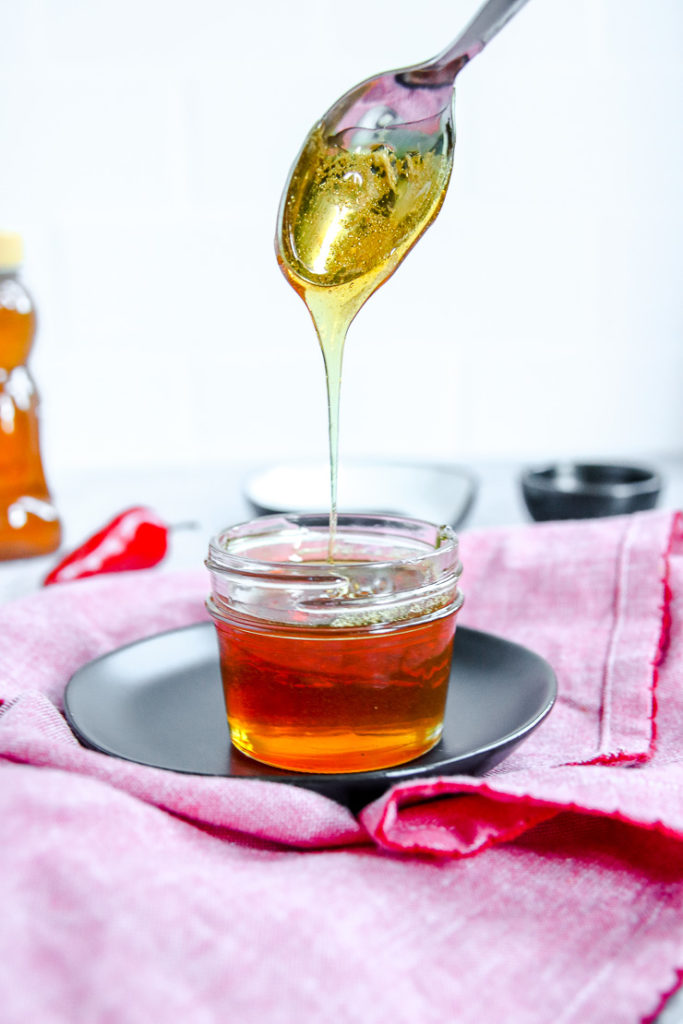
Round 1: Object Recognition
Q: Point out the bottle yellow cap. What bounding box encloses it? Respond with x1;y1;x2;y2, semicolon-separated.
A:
0;232;24;270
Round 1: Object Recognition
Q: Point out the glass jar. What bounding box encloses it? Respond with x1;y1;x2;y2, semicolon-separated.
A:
206;513;464;774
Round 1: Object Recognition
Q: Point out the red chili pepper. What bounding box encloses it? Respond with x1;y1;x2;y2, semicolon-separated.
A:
43;506;169;585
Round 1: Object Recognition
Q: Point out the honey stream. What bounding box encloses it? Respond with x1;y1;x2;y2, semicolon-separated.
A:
277;117;454;557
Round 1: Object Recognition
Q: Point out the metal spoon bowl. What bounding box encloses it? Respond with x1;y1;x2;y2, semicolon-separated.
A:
276;0;532;277
319;0;531;138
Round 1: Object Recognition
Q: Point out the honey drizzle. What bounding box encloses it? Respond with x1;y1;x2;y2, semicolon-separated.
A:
277;118;454;558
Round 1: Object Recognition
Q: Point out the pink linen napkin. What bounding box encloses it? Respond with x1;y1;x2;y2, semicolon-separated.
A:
0;570;363;850
362;508;683;855
1;509;676;851
2;508;683;1024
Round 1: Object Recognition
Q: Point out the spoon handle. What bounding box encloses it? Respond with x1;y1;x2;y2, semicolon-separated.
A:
428;0;531;77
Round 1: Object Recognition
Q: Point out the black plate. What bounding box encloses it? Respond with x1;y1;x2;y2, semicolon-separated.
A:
64;623;556;812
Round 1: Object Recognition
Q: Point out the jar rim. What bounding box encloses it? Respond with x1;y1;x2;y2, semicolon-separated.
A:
206;512;463;631
207;511;458;578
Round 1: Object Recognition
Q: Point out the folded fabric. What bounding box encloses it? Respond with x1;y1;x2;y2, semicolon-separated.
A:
0;569;364;849
0;510;680;851
2;509;683;1024
361;508;683;855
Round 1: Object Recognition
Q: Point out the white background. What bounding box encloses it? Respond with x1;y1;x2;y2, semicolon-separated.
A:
2;0;682;483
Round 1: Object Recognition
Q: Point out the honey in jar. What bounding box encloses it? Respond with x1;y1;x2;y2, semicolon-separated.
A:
206;513;464;773
0;232;61;559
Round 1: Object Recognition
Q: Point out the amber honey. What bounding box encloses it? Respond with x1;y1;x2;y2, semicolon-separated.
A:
276;115;454;556
214;610;456;773
206;514;463;774
0;239;61;560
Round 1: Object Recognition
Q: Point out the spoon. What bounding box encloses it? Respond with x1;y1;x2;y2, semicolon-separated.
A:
278;0;533;284
320;0;531;138
275;0;531;557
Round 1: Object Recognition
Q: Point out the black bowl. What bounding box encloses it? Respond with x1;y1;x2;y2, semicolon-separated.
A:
521;463;662;521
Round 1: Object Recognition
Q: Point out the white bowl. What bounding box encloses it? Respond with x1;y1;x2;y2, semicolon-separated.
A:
243;460;478;529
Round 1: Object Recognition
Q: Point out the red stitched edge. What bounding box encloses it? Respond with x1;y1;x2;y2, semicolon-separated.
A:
371;770;683;857
372;779;563;855
649;510;683;755
569;509;683;768
641;965;683;1024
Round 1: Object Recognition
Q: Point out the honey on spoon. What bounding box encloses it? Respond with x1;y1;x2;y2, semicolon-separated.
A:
276;0;531;557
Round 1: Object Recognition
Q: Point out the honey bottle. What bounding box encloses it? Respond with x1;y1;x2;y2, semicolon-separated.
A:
0;232;61;559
